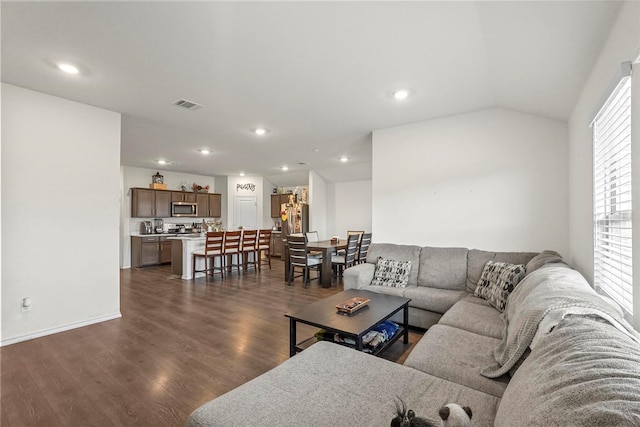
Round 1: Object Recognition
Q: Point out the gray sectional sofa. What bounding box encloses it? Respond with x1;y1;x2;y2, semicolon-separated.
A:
187;244;640;427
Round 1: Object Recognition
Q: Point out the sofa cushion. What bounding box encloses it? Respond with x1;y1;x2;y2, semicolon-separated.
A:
370;257;412;288
417;246;468;290
402;286;465;314
439;300;504;339
366;243;421;287
404;325;509;398
474;261;526;312
466;249;538;293
187;341;502;427
495;316;640;427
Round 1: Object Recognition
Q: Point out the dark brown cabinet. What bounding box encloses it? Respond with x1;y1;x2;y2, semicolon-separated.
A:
131;236;172;267
131;188;171;218
159;237;172;264
172;191;196;202
270;231;283;257
270;194;296;218
196;193;222;218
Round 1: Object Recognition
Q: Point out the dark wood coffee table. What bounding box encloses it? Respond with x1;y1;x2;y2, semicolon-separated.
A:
284;289;411;357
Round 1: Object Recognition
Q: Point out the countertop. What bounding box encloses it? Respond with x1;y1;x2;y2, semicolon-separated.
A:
130;232;203;238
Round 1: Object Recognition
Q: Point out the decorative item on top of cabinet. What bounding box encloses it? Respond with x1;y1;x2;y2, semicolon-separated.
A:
131;188;171;218
149;171;167;190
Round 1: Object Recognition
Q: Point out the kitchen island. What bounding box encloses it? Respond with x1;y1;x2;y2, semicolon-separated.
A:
167;234;214;280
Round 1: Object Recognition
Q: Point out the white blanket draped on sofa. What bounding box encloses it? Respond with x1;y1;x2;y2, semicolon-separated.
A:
481;266;640;378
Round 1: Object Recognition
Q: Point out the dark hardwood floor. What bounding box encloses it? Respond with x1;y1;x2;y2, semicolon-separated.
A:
1;259;423;426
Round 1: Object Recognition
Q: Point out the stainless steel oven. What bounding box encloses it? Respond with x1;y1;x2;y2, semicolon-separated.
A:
172;201;198;217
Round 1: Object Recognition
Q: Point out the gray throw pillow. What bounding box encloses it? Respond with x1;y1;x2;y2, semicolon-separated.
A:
370;257;412;288
474;261;526;312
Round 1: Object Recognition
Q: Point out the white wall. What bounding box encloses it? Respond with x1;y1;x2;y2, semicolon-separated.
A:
120;166;220;268
327;180;372;237
226;175;265;230
567;0;640;329
1;84;121;345
309;171;328;239
372;107;568;253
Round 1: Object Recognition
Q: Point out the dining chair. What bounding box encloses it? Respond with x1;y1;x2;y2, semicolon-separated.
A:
357;233;372;264
305;230;323;258
287;235;322;288
331;234;359;277
223;230;242;274
257;229;272;270
240;229;258;272
192;231;225;281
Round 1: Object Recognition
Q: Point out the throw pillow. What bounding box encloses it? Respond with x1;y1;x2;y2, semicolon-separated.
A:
371;257;412;288
474;260;526;311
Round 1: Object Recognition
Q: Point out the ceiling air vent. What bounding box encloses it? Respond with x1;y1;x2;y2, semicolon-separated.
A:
173;99;203;111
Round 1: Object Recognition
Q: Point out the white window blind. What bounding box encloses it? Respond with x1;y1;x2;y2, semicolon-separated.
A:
593;75;632;318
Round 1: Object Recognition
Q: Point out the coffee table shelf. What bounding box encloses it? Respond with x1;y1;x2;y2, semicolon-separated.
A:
285;290;411;357
294;325;406;356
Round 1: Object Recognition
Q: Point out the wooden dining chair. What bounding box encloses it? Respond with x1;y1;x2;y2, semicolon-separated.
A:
305;230;322;258
192;231;225;281
223;230;242;274
287;235;322;288
357;233;372;264
240;229;258;272
331;234;359;277
257;229;272;271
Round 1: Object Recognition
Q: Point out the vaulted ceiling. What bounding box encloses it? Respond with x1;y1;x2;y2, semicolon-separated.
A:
1;1;623;185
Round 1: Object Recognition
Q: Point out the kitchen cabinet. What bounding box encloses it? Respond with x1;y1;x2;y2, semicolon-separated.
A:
196;193;222;218
131;236;172;267
172;191;196;202
159;237;172;264
131;188;171;218
270;194;296;218
270;231;283;257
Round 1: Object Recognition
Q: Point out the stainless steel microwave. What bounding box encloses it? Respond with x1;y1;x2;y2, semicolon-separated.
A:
172;201;198;217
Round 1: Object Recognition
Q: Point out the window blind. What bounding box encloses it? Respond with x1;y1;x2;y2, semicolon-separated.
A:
593;75;632;318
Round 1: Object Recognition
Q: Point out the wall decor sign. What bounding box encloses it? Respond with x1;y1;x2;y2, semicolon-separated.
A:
237;183;256;192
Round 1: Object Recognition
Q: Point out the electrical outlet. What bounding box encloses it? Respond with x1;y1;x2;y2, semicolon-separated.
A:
21;297;32;312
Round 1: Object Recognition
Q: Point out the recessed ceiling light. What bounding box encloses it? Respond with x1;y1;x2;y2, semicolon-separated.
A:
253;128;268;136
239;172;245;177
281;166;289;171
313;148;320;152
393;89;409;100
58;63;79;74
157;160;167;165
199;149;210;155
340;156;349;162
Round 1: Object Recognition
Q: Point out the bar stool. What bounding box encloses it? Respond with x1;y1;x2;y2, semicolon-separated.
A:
257;229;272;270
241;229;258;272
223;230;242;274
192;231;225;282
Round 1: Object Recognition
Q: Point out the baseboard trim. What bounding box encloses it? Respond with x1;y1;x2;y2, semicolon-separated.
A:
1;312;122;347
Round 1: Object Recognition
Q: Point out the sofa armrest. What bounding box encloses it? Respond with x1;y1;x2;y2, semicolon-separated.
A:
344;263;375;290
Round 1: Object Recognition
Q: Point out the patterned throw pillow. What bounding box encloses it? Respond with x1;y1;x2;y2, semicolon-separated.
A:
370;257;412;288
474;260;526;311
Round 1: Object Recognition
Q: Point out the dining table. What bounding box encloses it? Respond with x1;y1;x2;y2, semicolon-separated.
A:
283;238;347;288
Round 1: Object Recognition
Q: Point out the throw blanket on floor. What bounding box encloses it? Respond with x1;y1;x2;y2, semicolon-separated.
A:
481;266;640;378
